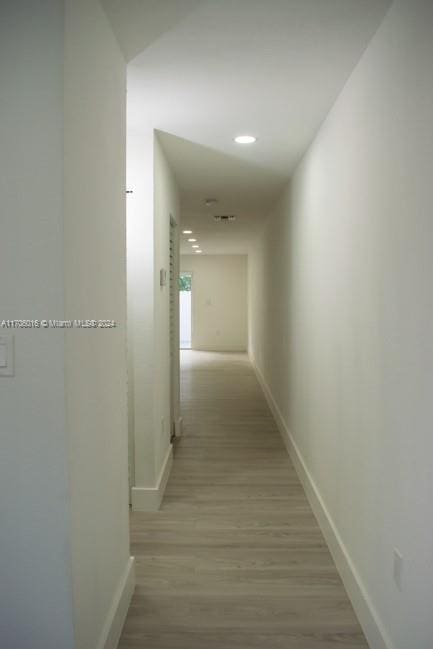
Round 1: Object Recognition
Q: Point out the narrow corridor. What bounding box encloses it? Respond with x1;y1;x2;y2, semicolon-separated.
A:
118;351;367;648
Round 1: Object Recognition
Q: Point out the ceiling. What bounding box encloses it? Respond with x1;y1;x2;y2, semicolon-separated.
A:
157;131;287;254
102;0;202;62
105;0;391;254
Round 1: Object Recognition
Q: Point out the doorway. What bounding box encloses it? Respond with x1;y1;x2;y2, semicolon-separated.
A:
179;272;192;349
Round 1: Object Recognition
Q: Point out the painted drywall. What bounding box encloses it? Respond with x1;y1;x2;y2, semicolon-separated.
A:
0;2;75;648
64;1;131;648
127;127;156;489
181;255;247;351
248;1;433;647
153;134;181;469
127;131;180;506
1;2;132;647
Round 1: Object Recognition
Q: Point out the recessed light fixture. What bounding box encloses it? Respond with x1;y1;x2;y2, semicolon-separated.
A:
234;135;256;144
205;198;218;207
195;250;202;254
192;244;199;248
188;238;197;242
182;230;193;234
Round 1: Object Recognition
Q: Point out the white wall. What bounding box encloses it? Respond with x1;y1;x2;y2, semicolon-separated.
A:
0;1;132;648
248;2;433;648
127;131;180;507
181;255;247;351
127;128;156;488
153;134;181;468
0;2;75;647
64;2;132;648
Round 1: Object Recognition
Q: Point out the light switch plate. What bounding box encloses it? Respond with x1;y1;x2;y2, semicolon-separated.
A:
0;334;14;376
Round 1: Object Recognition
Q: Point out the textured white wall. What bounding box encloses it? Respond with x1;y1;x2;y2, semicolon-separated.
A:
64;1;130;648
248;2;433;647
181;255;247;351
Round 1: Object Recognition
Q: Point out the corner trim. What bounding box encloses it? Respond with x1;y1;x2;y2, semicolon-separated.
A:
96;556;135;649
249;354;394;649
131;445;173;511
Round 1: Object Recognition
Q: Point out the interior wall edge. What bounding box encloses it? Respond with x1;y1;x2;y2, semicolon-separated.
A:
96;556;136;649
131;445;173;512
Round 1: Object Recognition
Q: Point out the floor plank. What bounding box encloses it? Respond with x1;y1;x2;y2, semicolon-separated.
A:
118;351;368;649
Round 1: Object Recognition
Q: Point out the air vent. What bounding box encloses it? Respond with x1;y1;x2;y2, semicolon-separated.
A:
213;215;236;221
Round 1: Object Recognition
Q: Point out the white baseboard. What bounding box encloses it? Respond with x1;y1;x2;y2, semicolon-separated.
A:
96;556;135;649
174;416;183;438
249;354;394;649
131;445;173;511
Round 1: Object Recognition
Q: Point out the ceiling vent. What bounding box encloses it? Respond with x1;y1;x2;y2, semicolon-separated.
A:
213;215;236;221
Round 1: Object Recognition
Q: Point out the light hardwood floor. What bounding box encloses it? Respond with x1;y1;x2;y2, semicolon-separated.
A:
118;351;368;649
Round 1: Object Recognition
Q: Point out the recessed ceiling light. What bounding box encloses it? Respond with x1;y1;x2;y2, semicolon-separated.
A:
182;230;193;234
195;250;202;254
234;135;256;144
188;238;197;242
205;198;218;207
192;244;199;248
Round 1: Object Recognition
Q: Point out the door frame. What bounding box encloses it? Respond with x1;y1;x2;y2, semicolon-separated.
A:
169;214;182;438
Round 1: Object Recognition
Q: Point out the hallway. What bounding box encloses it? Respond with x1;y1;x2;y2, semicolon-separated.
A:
118;351;367;648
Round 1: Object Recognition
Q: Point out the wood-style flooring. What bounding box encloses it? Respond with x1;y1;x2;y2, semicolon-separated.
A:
118;351;368;648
